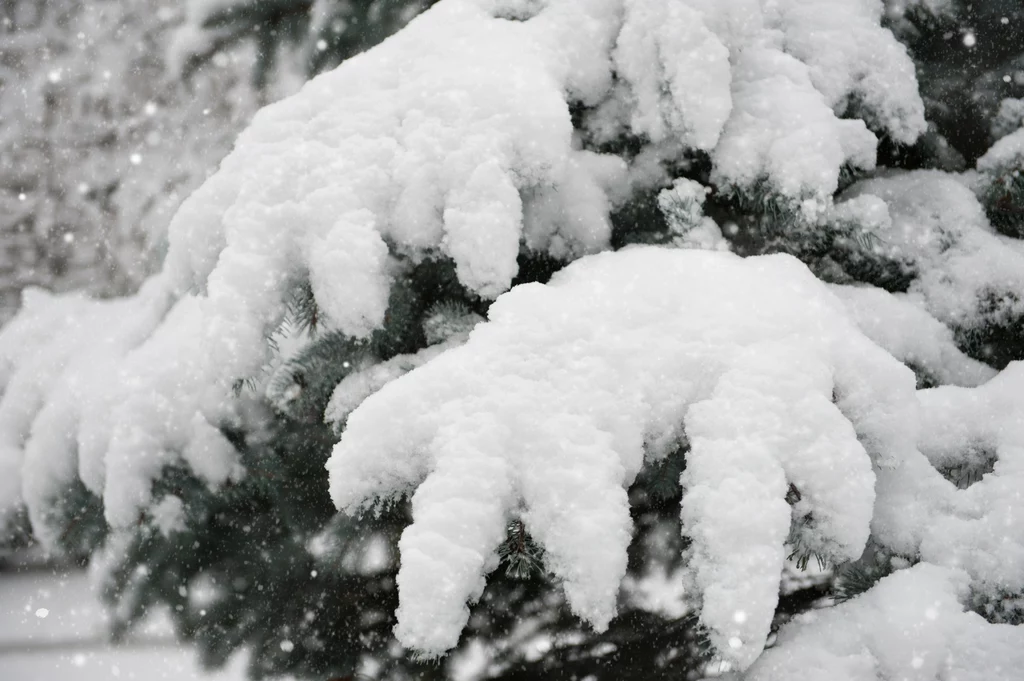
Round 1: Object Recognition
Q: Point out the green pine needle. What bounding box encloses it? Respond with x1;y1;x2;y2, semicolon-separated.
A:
645;448;687;503
984;169;1024;238
287;280;321;336
832;551;898;603
497;520;544;580
787;544;829;572
833;562;886;603
940;460;994;490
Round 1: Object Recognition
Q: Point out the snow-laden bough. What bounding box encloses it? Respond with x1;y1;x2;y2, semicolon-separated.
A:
329;247;922;667
0;0;930;542
746;563;1024;681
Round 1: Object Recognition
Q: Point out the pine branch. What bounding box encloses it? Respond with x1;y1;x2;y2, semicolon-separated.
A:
643;447;687;504
497;520;544;580
939;454;996;490
422;300;482;345
287;279;321;336
832;546;900;604
784;485;829;572
984;169;1024;238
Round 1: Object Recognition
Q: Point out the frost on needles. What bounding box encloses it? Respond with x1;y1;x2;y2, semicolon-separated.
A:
1;0;1024;678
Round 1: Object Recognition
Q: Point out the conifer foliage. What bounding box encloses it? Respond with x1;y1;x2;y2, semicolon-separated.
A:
3;1;1024;679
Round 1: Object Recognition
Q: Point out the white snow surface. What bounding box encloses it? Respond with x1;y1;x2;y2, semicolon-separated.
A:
329;247;919;665
746;563;1024;681
978;126;1024;174
915;364;1024;599
0;1;1002;675
330;246;1024;669
830;284;997;387
0;0;927;540
840;170;1024;334
0;282;172;541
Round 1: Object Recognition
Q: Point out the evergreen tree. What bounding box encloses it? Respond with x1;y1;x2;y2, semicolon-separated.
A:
3;1;1024;680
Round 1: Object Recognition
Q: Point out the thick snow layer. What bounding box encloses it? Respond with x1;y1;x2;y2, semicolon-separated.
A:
978;126;1024;174
778;0;924;145
0;283;171;541
841;170;1024;335
831;284;997;387
746;564;1024;681
0;2;967;674
682;0;923;207
915;364;1024;600
614;0;731;149
329;247;928;665
711;46;877;208
0;0;927;538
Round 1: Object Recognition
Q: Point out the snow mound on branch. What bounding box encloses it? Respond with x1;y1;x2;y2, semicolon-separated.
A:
0;0;621;531
778;0;924;145
0;0;927;535
328;247;924;665
711;46;877;208
991;99;1024;141
978;126;1024;173
0;283;170;540
841;170;1024;334
613;0;731;149
916;363;1024;602
746;563;1024;681
831;285;997;387
672;0;923;209
589;0;923;208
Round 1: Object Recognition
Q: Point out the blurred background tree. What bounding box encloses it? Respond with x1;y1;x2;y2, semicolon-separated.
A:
0;0;262;322
170;0;438;96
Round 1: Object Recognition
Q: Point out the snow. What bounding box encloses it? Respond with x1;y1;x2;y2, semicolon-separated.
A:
614;0;731;149
151;496;186;538
620;565;690;620
328;247;923;666
712;44;876;211
0;284;169;543
746;564;1024;681
682;0;924;208
840;170;1024;337
915;364;1024;603
0;0;1010;676
831;284;997;387
0;0;930;544
778;0;924;145
657;178;730;250
325;335;469;431
978;127;1024;177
